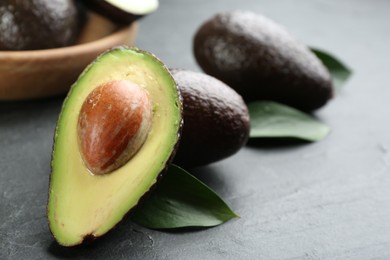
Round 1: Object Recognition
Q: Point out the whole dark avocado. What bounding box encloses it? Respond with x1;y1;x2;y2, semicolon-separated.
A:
0;0;83;50
171;69;250;167
193;11;333;111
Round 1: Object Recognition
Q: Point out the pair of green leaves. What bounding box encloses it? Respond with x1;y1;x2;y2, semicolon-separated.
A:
132;48;351;230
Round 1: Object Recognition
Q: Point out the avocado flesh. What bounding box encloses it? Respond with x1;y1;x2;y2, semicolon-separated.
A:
47;47;182;246
105;0;158;14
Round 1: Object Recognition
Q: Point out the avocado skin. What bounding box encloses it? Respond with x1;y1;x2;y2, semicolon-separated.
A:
0;0;83;50
81;0;144;24
193;11;333;111
171;69;250;167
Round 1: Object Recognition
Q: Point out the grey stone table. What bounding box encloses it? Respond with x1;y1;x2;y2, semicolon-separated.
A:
1;0;390;259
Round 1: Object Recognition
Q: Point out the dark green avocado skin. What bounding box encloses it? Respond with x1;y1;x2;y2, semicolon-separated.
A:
193;11;333;111
0;0;83;50
81;0;145;24
171;69;250;167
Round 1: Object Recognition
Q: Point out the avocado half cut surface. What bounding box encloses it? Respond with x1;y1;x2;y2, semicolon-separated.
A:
47;47;182;247
82;0;159;24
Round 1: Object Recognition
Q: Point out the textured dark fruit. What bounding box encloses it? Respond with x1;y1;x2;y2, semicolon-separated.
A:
171;69;250;167
78;80;153;175
81;0;158;24
0;0;83;50
194;11;333;111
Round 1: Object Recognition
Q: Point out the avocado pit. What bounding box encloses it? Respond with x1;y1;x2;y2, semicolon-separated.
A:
77;80;153;175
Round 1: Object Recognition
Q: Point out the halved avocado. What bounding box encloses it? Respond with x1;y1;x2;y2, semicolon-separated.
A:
47;47;182;247
81;0;159;24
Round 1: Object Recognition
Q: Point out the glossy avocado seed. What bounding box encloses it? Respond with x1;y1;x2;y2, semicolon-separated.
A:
78;80;153;175
0;0;83;50
172;69;250;167
194;11;333;111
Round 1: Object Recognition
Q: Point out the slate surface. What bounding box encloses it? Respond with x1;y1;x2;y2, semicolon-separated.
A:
1;0;390;259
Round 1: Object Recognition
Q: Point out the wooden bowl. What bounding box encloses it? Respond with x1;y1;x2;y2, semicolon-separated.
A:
0;12;138;100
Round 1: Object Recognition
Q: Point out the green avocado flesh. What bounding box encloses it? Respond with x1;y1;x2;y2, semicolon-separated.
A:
47;47;182;246
105;0;159;14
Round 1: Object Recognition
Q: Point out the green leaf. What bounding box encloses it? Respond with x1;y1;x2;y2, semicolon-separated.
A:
311;47;352;91
131;165;239;229
249;101;330;141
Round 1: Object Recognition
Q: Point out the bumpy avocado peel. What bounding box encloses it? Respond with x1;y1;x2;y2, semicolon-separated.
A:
0;0;84;50
171;69;250;167
194;11;336;111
